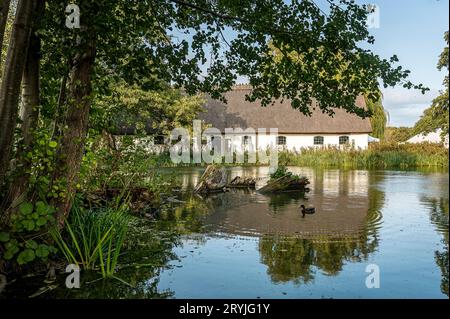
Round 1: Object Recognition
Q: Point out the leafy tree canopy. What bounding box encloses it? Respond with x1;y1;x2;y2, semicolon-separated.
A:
42;0;426;118
92;83;205;136
365;94;387;139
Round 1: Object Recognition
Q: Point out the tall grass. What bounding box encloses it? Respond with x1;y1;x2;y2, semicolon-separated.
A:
147;142;448;169
278;142;449;169
50;203;131;280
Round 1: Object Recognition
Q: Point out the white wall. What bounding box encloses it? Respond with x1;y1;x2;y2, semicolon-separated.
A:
257;133;369;150
406;129;449;148
201;132;370;154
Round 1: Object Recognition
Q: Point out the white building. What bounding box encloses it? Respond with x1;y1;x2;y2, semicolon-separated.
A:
200;85;372;151
406;129;449;148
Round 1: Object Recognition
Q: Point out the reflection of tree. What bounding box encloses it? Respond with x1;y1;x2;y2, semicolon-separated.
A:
365;173;385;239
258;171;383;284
156;195;212;234
267;191;307;213
259;237;316;284
259;233;379;284
422;196;449;297
435;247;449;297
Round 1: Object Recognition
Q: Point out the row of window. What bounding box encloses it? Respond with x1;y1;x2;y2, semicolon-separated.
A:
277;135;350;145
169;135;352;146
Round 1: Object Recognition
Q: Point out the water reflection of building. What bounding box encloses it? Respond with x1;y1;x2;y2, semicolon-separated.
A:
162;167;384;286
202;167;372;238
197;168;383;284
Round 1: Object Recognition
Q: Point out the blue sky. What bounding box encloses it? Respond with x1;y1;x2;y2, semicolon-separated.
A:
360;0;449;127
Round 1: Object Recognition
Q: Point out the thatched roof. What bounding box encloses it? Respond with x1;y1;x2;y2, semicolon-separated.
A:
199;85;372;134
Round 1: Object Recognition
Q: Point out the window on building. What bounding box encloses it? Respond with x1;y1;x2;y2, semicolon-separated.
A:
339;136;349;145
243;136;252;145
313;136;324;145
277;136;287;145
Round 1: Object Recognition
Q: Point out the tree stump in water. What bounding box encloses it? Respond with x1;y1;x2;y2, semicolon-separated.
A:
227;176;256;188
258;175;310;193
194;165;228;193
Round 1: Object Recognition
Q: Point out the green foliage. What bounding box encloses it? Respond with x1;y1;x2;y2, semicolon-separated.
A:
270;166;291;180
11;127;63;199
0;231;9;242
78;133;178;196
11;201;55;232
40;0;425;117
0;127;62;267
2;237;56;265
92;84;205;136
384;127;414;143
269;165;303;181
413;104;449;138
277;143;449;169
0;200;57;265
50;203;132;279
4;0;427;210
365;95;387;139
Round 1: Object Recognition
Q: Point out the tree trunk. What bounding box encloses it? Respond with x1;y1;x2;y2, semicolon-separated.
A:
194;165;229;193
19;31;40;146
52;38;97;224
0;0;11;68
0;0;34;188
51;73;68;139
8;13;43;205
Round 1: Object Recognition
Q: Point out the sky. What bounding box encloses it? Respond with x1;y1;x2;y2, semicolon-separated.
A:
359;0;449;127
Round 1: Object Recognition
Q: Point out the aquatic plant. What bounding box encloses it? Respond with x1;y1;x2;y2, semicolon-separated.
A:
269;166;291;180
277;142;449;169
50;203;132;280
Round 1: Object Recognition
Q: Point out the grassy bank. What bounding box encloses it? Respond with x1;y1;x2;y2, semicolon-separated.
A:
278;143;448;169
150;142;448;169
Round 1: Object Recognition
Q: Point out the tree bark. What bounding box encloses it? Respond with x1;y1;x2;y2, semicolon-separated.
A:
0;0;35;188
52;37;97;224
19;30;40;147
0;0;11;69
51;73;68;139
8;3;43;205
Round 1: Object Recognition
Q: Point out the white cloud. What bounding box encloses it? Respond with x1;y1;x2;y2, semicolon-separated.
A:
381;87;440;127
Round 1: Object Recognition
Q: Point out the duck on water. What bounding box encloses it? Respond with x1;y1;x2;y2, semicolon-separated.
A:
300;204;315;218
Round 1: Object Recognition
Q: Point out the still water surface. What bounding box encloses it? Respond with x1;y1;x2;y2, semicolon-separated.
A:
152;167;448;298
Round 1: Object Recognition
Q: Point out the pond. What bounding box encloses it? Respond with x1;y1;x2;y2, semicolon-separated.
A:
2;167;448;299
153;167;449;298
